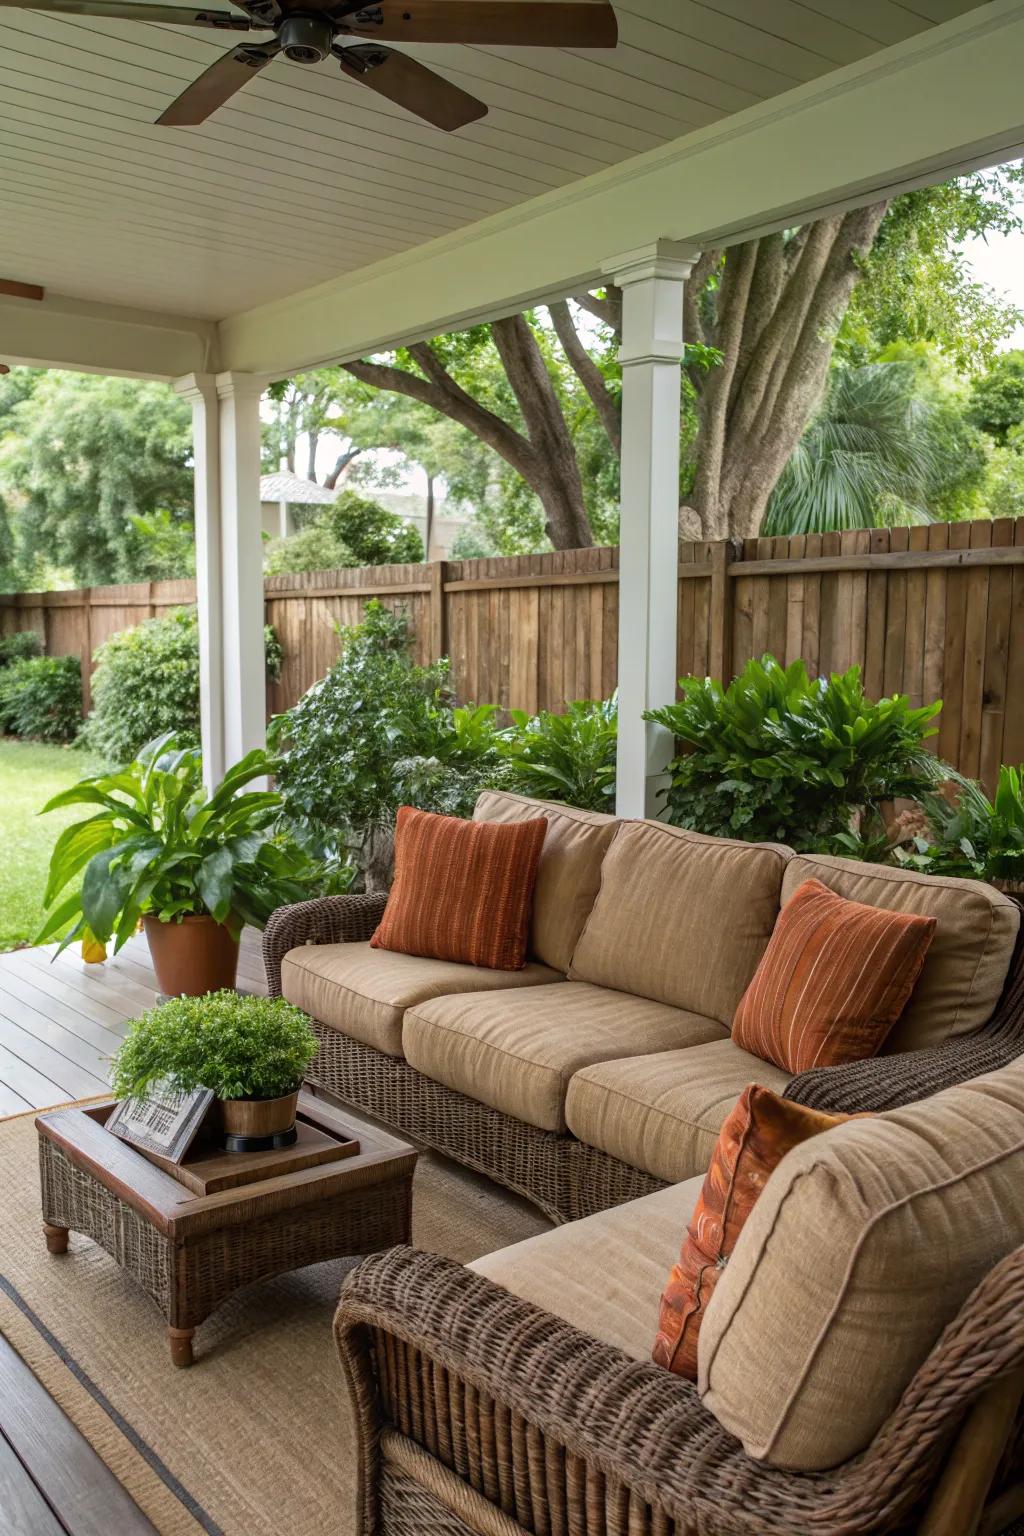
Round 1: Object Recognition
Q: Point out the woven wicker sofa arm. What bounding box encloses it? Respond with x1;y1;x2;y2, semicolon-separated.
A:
262;892;388;997
335;1245;1024;1536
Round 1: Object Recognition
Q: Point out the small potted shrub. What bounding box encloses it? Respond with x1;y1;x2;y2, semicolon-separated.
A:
36;731;320;997
111;992;318;1147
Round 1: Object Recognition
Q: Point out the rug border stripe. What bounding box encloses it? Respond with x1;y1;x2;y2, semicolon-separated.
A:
0;1273;224;1536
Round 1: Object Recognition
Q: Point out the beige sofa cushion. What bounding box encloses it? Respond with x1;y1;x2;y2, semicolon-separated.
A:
404;981;727;1133
470;1177;703;1360
281;942;561;1057
474;790;618;972
699;1060;1024;1471
565;1039;791;1183
782;854;1019;1051
569;822;792;1024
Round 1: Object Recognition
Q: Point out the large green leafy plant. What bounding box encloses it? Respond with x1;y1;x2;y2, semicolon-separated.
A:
903;766;1024;885
498;697;617;812
273;602;504;872
36;733;320;954
646;656;940;853
111;992;316;1103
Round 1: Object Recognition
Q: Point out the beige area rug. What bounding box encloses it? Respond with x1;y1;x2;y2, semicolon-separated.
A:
0;1105;550;1536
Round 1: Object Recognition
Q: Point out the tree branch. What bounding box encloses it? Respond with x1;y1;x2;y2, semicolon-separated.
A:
548;299;621;454
324;446;362;491
570;287;622;342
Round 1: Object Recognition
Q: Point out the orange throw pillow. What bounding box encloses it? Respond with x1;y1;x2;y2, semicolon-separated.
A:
732;878;936;1074
370;806;547;970
653;1085;854;1379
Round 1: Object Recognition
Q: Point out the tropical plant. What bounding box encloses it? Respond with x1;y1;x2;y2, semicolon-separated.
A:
0;654;81;742
36;733;322;955
111;991;317;1103
498;697;617;812
902;766;1024;884
272;602;503;873
762;363;939;534
645;655;941;853
81;608;284;763
0;630;42;667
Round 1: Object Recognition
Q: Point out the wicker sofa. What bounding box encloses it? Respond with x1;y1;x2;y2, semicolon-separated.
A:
264;790;1024;1225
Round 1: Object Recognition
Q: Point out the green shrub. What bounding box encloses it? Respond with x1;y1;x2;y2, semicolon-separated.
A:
0;630;43;668
498;697;617;812
273;602;503;874
0;654;81;742
264;490;423;575
902;765;1024;884
645;655;941;854
111;992;316;1103
81;607;284;764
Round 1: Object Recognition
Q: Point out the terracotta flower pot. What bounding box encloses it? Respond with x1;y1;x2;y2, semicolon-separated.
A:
216;1089;300;1142
143;914;240;998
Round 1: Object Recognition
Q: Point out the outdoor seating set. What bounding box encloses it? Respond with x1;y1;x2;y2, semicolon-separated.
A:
258;790;1024;1536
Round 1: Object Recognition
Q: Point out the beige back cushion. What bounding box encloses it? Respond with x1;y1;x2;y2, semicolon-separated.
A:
782;854;1019;1051
569;821;792;1025
698;1060;1024;1471
473;791;618;973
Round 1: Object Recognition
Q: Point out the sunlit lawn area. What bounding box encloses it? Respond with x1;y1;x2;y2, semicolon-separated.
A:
0;738;102;951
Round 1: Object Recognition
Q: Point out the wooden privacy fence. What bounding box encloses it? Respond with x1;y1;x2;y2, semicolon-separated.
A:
1;519;1021;790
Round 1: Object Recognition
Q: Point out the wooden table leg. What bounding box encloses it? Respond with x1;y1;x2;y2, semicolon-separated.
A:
168;1328;195;1369
43;1223;69;1255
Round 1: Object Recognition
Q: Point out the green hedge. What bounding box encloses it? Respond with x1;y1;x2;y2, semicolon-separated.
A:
0;655;82;742
0;630;43;668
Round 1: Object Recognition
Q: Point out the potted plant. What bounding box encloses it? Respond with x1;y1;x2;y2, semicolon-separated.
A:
36;732;321;997
111;992;318;1146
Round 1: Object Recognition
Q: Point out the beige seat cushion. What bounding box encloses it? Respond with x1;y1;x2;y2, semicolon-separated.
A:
569;821;792;1025
404;981;727;1132
782;854;1019;1051
470;1177;703;1360
699;1059;1024;1472
566;1039;792;1183
474;790;618;972
281;942;562;1057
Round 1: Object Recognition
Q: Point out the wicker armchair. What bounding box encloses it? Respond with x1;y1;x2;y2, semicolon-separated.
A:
334;1243;1024;1536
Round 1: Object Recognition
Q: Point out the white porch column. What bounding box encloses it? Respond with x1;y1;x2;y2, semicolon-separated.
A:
216;371;266;769
174;373;224;794
603;241;700;818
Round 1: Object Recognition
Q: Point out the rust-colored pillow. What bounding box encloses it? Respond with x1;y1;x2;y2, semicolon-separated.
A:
653;1085;853;1378
370;806;547;970
732;878;936;1074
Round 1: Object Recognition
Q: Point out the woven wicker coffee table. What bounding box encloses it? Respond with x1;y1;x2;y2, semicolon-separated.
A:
36;1091;416;1367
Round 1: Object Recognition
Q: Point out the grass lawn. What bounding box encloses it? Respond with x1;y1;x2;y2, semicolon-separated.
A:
0;738;103;951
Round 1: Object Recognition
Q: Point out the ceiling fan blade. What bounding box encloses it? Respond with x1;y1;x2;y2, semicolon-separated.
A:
334;1;617;48
157;39;279;124
338;42;486;129
0;0;265;26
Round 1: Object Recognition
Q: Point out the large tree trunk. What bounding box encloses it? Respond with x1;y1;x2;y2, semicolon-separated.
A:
686;203;889;540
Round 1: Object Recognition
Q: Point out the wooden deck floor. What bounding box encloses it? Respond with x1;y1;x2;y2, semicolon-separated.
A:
0;929;267;1116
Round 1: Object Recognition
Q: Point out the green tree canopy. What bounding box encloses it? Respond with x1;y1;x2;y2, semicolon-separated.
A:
264;489;422;574
1;371;193;586
968;349;1024;443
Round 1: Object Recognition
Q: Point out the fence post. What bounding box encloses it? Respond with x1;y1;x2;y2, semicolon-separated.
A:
708;538;735;685
80;588;94;716
429;560;448;661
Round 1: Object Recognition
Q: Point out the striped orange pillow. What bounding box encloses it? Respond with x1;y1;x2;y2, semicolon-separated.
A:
733;878;936;1073
653;1086;853;1379
370;806;547;970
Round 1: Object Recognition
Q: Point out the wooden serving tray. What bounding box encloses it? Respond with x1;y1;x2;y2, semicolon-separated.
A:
136;1119;360;1195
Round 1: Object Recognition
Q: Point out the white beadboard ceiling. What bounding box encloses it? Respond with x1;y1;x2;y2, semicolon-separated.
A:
0;0;986;321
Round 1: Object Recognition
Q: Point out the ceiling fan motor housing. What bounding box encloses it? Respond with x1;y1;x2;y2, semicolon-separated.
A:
278;14;335;63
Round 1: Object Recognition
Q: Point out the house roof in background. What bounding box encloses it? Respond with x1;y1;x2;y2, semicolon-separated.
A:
259;471;338;505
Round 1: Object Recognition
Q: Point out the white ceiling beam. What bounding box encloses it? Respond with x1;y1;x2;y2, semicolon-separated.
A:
218;0;1024;377
0;290;216;379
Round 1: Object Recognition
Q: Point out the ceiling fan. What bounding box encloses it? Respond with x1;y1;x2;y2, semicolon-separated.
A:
0;0;618;128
